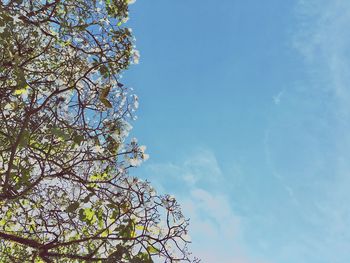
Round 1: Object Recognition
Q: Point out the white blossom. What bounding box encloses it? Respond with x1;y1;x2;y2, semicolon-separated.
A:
93;145;104;154
12;14;21;24
127;157;142;166
131;49;140;64
111;130;121;141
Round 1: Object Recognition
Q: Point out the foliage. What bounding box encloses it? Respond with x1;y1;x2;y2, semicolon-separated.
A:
0;0;197;262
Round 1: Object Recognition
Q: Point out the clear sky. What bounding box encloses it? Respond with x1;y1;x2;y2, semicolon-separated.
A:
124;1;350;262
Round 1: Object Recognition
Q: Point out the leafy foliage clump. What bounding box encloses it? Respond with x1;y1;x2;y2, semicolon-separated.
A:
0;0;197;262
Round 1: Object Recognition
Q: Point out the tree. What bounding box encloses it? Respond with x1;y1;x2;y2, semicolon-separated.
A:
0;0;197;262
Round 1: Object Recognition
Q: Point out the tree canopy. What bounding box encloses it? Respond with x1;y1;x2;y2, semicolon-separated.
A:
0;0;197;262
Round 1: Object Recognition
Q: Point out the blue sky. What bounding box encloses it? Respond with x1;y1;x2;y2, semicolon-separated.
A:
124;1;350;262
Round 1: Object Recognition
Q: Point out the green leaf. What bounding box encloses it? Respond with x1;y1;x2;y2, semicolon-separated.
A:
50;128;70;140
13;85;29;95
18;130;30;148
100;86;111;99
100;98;113;108
90;172;109;181
99;64;109;77
99;86;112;108
82;193;94;203
106;245;128;262
66;202;80;213
73;134;84;145
85;208;95;220
79;208;85;221
14;68;27;89
131;252;153;263
147;245;159;254
79;208;96;224
101;229;109;237
118;219;135;238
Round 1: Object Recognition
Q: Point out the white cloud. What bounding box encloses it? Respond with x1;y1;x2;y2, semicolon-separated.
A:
144;149;269;263
145;148;223;192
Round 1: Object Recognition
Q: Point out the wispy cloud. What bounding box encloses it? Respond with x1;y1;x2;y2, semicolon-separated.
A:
144;148;269;263
263;129;299;206
272;91;284;105
294;0;350;115
289;0;350;261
